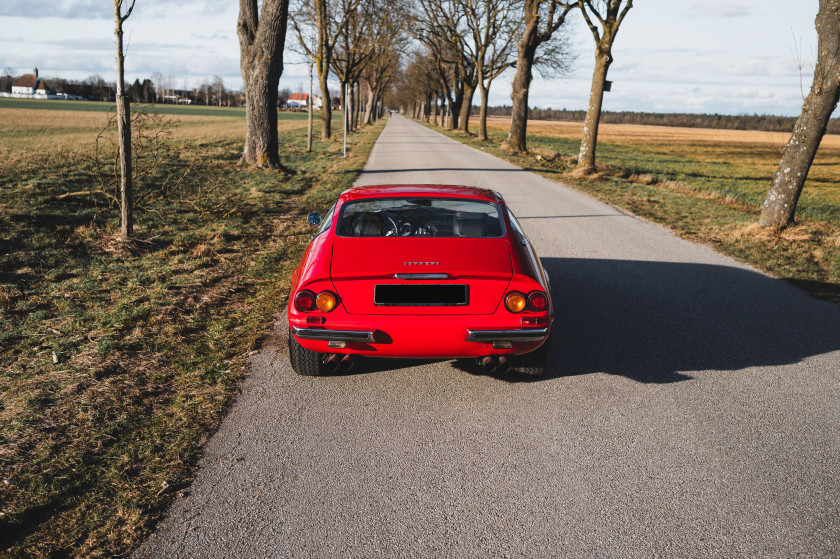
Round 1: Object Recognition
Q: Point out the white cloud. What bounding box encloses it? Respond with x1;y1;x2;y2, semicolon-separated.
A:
0;0;232;19
0;1;105;19
685;2;756;19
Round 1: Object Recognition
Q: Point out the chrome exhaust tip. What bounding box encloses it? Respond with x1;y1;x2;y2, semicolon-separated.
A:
322;354;340;373
339;354;355;372
478;356;497;374
497;355;511;374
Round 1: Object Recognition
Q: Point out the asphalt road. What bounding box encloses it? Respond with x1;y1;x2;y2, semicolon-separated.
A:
136;115;840;557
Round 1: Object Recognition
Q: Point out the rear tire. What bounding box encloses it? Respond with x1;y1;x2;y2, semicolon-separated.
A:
513;339;551;377
289;328;326;376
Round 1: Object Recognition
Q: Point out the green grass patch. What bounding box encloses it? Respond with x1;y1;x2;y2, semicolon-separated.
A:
0;97;326;120
420;120;840;305
0;110;384;557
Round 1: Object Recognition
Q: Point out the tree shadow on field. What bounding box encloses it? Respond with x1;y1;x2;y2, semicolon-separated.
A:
540;258;840;384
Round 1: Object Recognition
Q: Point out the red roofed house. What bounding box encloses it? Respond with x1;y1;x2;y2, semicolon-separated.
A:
11;68;55;98
286;92;322;109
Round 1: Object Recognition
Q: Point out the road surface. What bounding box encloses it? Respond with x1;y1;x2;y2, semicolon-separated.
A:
136;115;840;557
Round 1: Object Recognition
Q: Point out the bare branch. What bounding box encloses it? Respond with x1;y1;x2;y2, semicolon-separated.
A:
578;0;602;42
120;0;136;22
616;0;633;28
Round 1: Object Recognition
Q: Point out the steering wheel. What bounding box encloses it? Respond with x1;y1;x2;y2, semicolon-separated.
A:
382;215;399;237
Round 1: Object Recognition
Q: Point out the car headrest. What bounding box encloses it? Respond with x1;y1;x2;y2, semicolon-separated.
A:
453;212;486;237
353;212;382;236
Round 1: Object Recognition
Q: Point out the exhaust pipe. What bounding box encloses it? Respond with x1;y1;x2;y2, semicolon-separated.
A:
497;355;511;374
339;354;355;372
322;354;340;373
478;356;497;374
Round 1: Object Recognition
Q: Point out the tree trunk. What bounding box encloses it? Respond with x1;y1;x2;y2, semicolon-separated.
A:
318;65;332;139
759;0;840;229
451;96;461;129
459;84;475;134
363;81;374;125
113;0;134;238
508;4;540;153
238;0;290;168
117;95;133;237
241;70;280;167
477;85;490;140
577;48;611;173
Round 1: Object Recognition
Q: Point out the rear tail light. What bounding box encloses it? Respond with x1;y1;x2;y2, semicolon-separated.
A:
294;290;316;312
505;290;548;313
295;289;338;312
527;291;548;311
505;292;527;313
316;291;337;312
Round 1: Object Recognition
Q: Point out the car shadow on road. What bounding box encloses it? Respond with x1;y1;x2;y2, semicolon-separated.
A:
537;258;840;384
326;258;840;384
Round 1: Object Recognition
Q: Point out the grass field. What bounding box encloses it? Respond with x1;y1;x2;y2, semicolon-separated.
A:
0;100;381;557
487;117;840;225
435;116;840;303
0;97;315;119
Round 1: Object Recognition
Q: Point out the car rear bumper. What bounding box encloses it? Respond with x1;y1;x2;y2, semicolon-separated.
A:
289;312;552;358
465;328;549;342
291;327;374;342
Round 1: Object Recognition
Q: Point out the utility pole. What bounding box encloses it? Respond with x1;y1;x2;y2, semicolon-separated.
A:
343;83;348;158
307;61;313;152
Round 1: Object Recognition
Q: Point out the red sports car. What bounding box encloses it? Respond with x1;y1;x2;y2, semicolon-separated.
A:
287;184;553;376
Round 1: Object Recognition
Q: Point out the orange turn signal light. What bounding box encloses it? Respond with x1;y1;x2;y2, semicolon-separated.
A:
315;291;337;312
505;292;527;313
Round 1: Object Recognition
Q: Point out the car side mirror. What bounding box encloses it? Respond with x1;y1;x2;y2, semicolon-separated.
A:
307;212;321;227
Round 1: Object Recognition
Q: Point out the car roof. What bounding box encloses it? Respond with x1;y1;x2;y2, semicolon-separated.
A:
338;184;505;205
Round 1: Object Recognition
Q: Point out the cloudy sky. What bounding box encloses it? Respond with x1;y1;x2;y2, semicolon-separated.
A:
0;0;819;116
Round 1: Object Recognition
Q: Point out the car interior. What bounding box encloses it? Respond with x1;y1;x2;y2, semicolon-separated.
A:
339;199;503;238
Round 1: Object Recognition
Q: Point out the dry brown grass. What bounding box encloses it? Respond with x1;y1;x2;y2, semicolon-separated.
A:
0;103;376;556
482;117;840;186
483;117;840;150
0;107;304;160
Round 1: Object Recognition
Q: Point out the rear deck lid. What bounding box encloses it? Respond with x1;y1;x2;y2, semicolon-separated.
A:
331;237;511;315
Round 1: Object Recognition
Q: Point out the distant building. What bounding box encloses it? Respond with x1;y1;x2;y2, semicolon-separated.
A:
4;68;84;100
286;92;322;109
162;89;193;104
11;68;53;98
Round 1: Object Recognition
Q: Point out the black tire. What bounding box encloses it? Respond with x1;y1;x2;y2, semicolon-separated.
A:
289;329;326;376
513;339;551;377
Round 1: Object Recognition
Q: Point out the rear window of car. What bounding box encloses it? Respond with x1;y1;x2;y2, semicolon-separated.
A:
336;197;505;238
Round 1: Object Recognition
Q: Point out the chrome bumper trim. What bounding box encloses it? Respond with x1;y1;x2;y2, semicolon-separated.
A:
292;327;375;342
466;328;549;343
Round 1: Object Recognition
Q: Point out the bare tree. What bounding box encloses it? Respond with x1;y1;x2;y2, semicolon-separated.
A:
415;34;463;129
0;67;14;94
150;71;163;102
291;0;362;140
576;0;632;174
113;0;136;238
397;50;438;118
413;0;476;132
506;0;574;152
331;1;376;132
212;75;225;106
360;9;404;125
759;0;840;230
457;0;523;141
238;0;291;169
